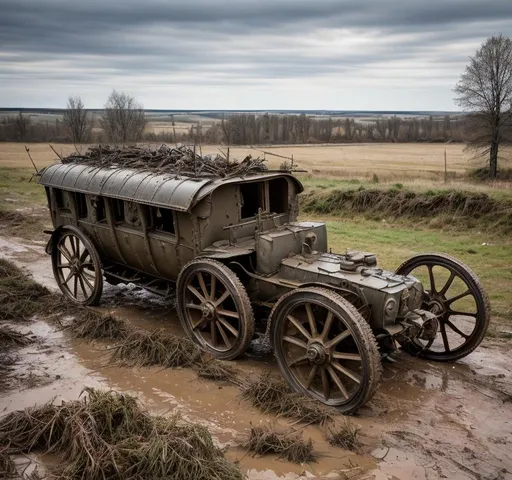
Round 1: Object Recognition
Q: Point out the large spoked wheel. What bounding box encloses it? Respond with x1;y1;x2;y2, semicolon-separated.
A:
270;287;381;414
396;253;490;362
51;226;103;306
176;259;255;360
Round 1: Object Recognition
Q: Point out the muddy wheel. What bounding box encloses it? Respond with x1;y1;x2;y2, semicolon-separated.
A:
396;253;490;361
270;287;381;414
51;226;103;306
176;259;255;360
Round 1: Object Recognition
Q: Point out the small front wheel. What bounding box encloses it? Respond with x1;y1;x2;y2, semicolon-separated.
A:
269;287;381;414
176;259;255;360
51;226;103;305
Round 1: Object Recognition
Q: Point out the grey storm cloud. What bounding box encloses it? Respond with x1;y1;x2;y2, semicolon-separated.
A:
1;0;512;109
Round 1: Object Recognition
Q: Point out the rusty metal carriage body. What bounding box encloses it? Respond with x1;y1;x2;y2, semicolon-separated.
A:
39;163;490;413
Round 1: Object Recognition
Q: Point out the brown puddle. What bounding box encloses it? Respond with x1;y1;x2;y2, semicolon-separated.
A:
1;236;512;479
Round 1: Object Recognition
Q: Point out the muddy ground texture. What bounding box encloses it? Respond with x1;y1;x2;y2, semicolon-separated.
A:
0;211;511;480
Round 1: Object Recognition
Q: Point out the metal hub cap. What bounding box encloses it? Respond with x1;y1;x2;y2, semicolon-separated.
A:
306;343;328;364
427;299;445;316
201;301;216;320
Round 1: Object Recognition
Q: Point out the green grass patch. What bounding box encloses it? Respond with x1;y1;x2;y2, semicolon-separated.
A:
316;217;512;325
0;167;47;207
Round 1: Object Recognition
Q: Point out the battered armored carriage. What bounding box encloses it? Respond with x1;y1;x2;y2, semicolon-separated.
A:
39;159;490;413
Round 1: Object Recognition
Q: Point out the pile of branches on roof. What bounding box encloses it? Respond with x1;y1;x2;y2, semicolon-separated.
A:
61;144;268;178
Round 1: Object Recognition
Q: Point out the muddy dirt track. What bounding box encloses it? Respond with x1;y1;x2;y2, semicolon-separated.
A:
1;233;511;480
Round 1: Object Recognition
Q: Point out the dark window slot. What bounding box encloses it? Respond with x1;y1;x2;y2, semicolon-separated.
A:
94;196;106;222
268;178;288;214
151;207;175;234
112;199;125;223
74;193;88;219
240;182;264;219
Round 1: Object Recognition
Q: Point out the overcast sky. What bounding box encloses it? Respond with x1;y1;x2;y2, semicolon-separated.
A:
1;0;511;111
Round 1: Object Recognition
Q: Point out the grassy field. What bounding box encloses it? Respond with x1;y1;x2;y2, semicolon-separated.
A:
1;142;510;333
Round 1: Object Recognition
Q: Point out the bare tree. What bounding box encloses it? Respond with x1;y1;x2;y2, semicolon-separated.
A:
454;35;512;178
63;96;88;144
101;90;146;144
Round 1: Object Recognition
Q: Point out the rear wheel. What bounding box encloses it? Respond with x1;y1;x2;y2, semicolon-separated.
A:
396;253;490;361
270;287;381;414
176;259;255;360
51;226;103;306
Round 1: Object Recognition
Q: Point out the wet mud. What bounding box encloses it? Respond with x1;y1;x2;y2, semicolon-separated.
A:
1;235;511;480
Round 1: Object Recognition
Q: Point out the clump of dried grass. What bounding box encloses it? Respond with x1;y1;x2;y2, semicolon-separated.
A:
240;372;334;425
0;326;34;349
194;357;244;386
64;311;129;341
109;329;202;368
0;259;51;321
325;420;360;451
0;446;17;478
0;388;243;480
241;425;316;464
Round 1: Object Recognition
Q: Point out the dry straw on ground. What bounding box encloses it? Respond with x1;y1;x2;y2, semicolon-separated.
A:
325;420;360;451
240;372;334;425
109;329;202;368
0;388;243;480
241;425;316;464
0;259;51;321
64;311;129;340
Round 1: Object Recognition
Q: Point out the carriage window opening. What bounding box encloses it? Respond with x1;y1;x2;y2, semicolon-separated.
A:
240;182;264;219
55;188;64;208
112;199;125;223
124;201;141;227
94;196;106;222
152;207;175;234
268;178;288;214
74;193;87;219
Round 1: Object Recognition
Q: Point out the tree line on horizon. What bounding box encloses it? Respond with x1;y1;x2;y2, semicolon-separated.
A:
0;34;511;178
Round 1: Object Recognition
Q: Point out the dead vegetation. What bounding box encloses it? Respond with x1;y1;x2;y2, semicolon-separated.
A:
195;357;244;386
63;311;129;340
301;187;512;233
0;259;51;321
325;420;360;451
0;446;17;478
0;388;243;480
240;425;316;464
109;329;202;368
240;372;334;425
62;144;267;178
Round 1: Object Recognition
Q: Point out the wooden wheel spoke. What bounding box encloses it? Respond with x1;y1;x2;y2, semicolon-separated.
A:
214;290;230;307
305;304;317;336
197;272;209;299
287;354;309;367
58;245;73;263
320;366;330;401
447;310;477;318
187;284;206;303
75;238;81;260
445;319;470;339
331;361;362;384
287;314;312;340
324;329;352;349
439;272;456;296
217;316;239;338
186;302;203;310
283;336;308;349
320;311;334;341
210;274;216;301
80;261;94;270
57;263;71;269
446;290;471;305
332;352;362;361
63;269;74;284
216;308;239;319
304;364;318;390
427;265;436;294
78;274;88;298
440;322;450;352
73;274;79;297
216;320;232;348
81;272;94;291
210;320;218;346
326;364;349;399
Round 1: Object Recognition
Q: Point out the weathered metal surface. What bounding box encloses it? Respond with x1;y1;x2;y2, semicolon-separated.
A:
39;164;303;212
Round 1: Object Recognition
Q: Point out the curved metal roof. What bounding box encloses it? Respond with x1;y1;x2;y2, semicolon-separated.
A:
38;163;303;212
